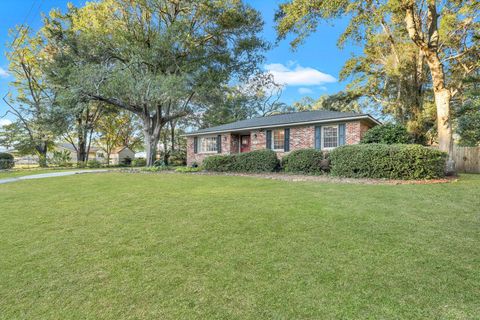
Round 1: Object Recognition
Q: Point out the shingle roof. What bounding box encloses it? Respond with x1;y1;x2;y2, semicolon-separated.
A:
57;143;100;152
186;110;380;135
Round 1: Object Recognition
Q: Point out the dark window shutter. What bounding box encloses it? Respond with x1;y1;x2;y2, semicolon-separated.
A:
315;126;322;150
217;135;222;153
284;128;290;152
339;124;346;146
193;137;198;154
266;130;272;149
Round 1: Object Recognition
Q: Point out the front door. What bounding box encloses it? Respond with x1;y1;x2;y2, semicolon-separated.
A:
240;135;251;153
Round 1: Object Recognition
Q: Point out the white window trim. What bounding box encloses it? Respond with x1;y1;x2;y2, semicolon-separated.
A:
271;129;285;152
321;125;339;150
199;136;218;154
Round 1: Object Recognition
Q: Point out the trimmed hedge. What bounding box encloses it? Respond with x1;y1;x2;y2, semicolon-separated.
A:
87;159;102;168
282;149;328;174
203;154;236;172
329;144;447;180
0;152;14;169
235;149;279;172
204;150;279;173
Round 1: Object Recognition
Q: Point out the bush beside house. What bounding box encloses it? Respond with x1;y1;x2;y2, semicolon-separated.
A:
203;144;446;180
234;150;279;172
329;144;447;180
203;154;236;172
282;149;329;174
204;150;278;173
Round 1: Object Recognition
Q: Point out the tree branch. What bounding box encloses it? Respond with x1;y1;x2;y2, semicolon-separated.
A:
87;94;139;114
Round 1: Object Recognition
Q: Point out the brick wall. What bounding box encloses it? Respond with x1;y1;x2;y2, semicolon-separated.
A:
346;121;372;145
187;133;234;165
187;120;374;165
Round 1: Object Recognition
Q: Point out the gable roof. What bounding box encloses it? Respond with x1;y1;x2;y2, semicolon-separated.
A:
186;110;381;136
111;146;134;154
57;143;100;152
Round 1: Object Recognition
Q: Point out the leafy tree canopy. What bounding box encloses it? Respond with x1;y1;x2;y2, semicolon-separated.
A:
44;0;267;165
361;123;413;144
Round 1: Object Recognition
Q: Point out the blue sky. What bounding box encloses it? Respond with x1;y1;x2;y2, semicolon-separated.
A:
0;0;360;125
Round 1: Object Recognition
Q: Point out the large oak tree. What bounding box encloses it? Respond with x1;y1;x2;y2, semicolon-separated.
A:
276;0;479;170
44;0;266;165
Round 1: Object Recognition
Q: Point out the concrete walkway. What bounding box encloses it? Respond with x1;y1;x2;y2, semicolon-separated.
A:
0;169;108;185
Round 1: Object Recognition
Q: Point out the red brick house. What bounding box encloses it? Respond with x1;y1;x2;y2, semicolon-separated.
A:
186;110;381;165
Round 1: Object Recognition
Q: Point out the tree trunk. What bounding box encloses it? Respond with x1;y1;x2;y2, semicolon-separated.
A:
141;115;162;167
76;116;88;163
170;121;176;152
424;55;453;154
163;125;170;165
77;135;87;163
36;142;48;167
403;4;455;173
425;54;455;174
144;133;159;166
85;127;94;162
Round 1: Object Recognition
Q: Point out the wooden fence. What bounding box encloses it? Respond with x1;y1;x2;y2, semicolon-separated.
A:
452;146;480;173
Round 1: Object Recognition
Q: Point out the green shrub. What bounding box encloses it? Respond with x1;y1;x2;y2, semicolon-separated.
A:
175;166;202;173
169;150;187;166
329;144;447;180
282;149;328;174
234;149;279;173
361;124;412;144
0;152;14;169
76;161;87;168
122;156;132;166
153;159;166;167
49;150;72;167
203;154;236;172
132;158;147;167
87;159;102;168
204;150;279;173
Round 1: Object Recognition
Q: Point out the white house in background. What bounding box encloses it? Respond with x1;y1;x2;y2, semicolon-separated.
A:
54;143;100;162
55;143;135;165
104;146;135;165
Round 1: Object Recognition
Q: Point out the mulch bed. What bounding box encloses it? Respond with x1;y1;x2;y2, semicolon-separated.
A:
119;168;457;185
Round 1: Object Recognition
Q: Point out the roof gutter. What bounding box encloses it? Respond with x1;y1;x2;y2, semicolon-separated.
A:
184;115;381;137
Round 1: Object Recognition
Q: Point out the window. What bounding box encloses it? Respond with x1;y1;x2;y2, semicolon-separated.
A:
200;136;218;153
272;129;284;150
322;125;338;149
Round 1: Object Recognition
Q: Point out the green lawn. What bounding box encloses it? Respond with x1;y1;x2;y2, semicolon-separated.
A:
0;173;479;319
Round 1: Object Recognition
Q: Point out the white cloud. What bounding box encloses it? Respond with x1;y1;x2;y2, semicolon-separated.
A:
0;119;12;127
265;63;336;86
0;67;9;78
298;87;314;95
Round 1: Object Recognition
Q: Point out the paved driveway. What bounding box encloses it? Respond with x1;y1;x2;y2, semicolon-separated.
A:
0;169;108;185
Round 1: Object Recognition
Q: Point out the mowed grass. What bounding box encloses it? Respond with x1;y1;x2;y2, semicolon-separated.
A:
0;173;479;319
